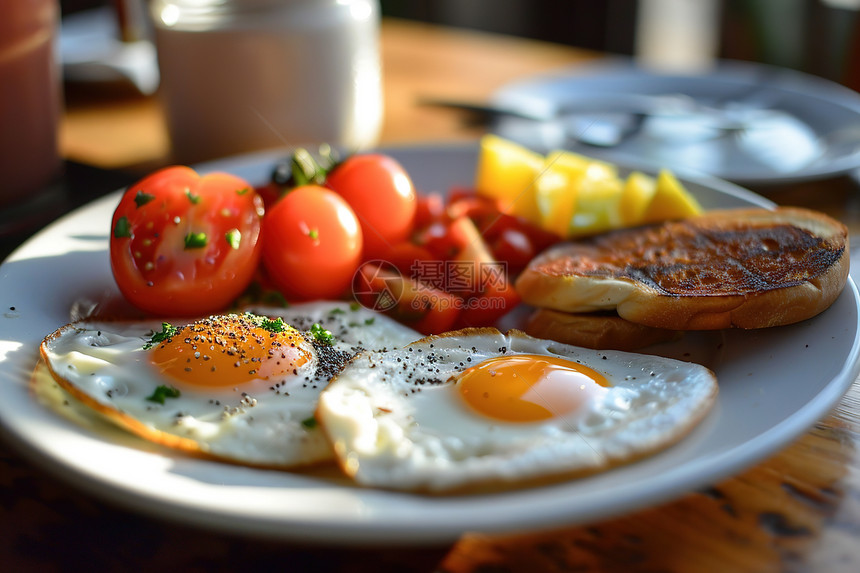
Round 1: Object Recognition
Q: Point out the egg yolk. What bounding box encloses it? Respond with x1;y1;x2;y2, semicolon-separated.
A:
149;314;312;388
456;354;609;423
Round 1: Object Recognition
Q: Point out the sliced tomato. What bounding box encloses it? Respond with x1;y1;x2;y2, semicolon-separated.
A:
446;216;500;296
446;193;500;222
409;288;463;334
444;216;521;327
455;280;521;329
109;166;264;316
373;241;436;277
353;262;461;335
447;195;561;252
446;185;480;205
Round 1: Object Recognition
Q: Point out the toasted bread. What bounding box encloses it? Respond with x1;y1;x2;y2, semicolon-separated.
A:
515;207;849;330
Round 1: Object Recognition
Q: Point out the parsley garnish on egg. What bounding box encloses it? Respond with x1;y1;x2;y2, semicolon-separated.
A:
143;322;178;349
310;323;334;345
260;316;286;333
146;384;181;404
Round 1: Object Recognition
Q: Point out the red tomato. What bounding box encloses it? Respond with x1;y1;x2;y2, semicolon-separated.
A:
352;262;461;335
409;290;463;335
262;185;363;301
255;181;284;210
490;227;536;272
374;241;435;277
325;154;417;260
447;195;561;251
456;280;521;329
109;166;264;316
413;191;446;230
446;186;478;205
414;221;461;259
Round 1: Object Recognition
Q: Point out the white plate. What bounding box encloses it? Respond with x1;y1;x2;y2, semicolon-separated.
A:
1;144;858;545
492;59;860;186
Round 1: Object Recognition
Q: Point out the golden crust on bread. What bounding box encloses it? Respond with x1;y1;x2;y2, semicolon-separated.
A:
516;207;849;330
523;308;682;351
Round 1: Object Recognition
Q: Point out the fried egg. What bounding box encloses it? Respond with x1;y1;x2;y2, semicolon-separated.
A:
316;328;718;492
39;301;420;468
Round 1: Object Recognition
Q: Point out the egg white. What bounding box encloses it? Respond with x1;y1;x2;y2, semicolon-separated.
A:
316;328;718;492
39;301;420;468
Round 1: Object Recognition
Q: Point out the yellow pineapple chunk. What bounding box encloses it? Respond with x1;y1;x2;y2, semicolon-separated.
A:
641;169;703;223
474;134;544;224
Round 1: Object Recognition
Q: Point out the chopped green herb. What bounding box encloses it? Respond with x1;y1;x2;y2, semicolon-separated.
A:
236;187;251;195
144;322;178;349
134;191;155;207
328;307;346;315
349;302;361;311
310;323;334;345
260;317;286;333
301;417;318;429
364;317;376;326
185;190;201;204
113;216;131;238
307;228;319;240
146;385;181;404
184;231;208;249
225;228;241;249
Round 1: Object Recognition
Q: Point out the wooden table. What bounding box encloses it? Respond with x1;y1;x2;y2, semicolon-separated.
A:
6;17;860;572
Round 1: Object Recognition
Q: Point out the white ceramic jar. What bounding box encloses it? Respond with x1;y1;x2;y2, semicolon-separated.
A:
149;0;382;164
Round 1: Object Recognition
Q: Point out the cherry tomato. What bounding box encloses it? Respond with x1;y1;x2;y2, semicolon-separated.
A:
415;221;460;259
109;166;264;316
490;227;536;273
325;154;417;260
414;191;446;230
262;185;363;301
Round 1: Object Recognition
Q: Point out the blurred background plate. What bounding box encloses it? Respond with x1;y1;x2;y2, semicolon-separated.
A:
60;5;159;95
491;58;860;186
